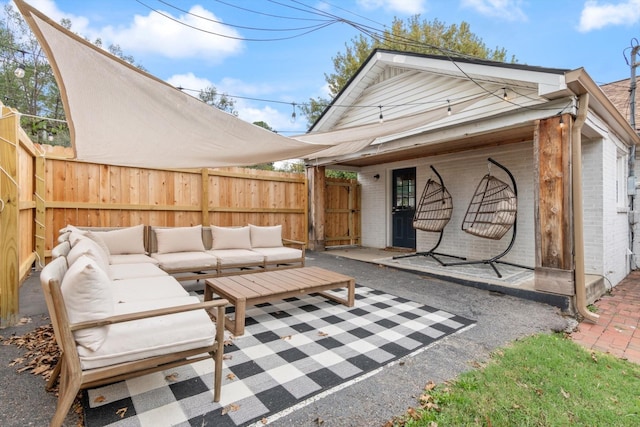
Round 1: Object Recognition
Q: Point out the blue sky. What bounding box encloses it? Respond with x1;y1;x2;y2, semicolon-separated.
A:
9;0;640;134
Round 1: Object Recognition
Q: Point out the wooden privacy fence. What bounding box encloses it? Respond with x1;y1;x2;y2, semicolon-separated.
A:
0;103;361;326
43;148;309;255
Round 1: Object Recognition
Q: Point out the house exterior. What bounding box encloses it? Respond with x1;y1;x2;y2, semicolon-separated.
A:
300;49;640;316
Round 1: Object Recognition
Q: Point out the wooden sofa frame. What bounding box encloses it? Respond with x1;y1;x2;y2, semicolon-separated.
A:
41;257;228;427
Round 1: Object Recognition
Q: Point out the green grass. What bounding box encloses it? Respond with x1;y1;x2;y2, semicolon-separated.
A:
393;333;640;427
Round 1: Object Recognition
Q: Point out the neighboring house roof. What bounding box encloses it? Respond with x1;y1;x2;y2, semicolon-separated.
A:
299;49;640;167
601;78;640;134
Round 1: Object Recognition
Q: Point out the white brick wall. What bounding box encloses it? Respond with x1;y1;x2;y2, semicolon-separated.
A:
357;137;631;286
359;143;535;266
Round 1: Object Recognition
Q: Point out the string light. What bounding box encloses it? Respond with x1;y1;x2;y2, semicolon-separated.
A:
559;115;564;128
378;105;383;123
502;87;508;101
14;50;26;78
290;102;297;123
447;100;451;116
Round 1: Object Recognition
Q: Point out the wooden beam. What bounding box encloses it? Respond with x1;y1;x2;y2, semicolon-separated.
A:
307;166;326;251
0;105;20;327
534;115;574;294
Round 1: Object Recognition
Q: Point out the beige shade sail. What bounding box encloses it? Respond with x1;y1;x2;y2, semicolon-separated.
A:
15;0;329;169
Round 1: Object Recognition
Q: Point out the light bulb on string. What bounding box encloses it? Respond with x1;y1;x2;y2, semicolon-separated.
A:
502;87;509;101
290;102;297;123
378;105;384;123
14;50;26;78
447;100;451;116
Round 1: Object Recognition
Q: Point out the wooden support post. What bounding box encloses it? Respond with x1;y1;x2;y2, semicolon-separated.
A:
534;114;575;295
0;106;20;327
307;165;326;251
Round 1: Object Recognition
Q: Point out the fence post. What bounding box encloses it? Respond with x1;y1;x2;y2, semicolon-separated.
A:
201;168;209;226
306;165;325;251
0;105;20;327
35;150;46;270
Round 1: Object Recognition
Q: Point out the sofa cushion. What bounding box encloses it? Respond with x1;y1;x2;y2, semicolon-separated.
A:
208;249;264;266
67;238;111;275
210;226;252;250
93;225;146;255
77;296;215;370
154;225;205;254
250;246;303;263
249;224;283;248
111;276;189;303
60;255;114;352
151;251;217;271
109;253;159;265
109;263;168;281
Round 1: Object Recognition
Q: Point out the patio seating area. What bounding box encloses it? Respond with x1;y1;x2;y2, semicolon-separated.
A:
1;249;577;426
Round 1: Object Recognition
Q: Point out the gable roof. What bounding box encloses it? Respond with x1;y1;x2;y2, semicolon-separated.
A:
298;49;640;167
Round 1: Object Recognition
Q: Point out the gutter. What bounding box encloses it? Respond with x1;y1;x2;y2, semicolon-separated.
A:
571;93;599;323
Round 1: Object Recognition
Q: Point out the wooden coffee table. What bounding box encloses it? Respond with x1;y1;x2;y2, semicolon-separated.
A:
204;266;355;336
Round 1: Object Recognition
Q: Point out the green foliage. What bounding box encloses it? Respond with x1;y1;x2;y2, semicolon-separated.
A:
0;4;149;146
302;15;515;128
326;169;356;179
394;333;640;427
199;86;237;116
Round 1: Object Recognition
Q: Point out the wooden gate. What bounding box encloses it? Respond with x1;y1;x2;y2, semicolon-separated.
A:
324;177;361;247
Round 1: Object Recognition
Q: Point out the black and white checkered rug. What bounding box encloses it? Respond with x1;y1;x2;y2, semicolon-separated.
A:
82;285;475;426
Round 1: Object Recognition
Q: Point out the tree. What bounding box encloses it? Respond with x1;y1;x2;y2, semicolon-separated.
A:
198;86;237;116
302;15;515;127
0;5;150;146
247;121;275;170
1;4;64;144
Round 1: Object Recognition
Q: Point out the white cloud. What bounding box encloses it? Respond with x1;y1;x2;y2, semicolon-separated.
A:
461;0;528;21
165;72;212;92
24;2;244;62
100;5;243;61
578;0;640;32
164;73;306;133
356;0;427;14
22;0;91;33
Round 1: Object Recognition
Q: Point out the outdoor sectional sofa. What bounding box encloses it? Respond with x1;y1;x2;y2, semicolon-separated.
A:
58;223;306;282
42;228;228;427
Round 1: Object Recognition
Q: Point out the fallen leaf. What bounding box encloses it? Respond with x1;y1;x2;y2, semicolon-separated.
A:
221;403;240;415
116;407;127;418
318;331;329;337
590;351;598;363
223;354;233;360
165;373;179;382
425;381;436;391
94;396;106;403
226;373;236;381
314;417;324;425
407;407;420;420
261;417;268;424
535;388;544;397
281;335;292;340
17;317;32;325
560;388;570;399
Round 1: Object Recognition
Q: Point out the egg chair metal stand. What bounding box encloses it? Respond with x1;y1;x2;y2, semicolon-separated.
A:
393;165;465;265
442;158;532;278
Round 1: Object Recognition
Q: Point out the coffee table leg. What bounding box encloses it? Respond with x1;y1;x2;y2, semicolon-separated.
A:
231;298;247;336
